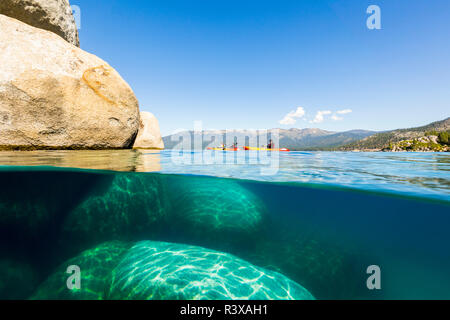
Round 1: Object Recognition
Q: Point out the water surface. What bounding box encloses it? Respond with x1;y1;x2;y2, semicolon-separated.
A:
0;150;448;200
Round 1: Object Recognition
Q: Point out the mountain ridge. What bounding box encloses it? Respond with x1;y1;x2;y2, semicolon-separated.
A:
163;118;449;151
163;128;376;150
339;117;450;151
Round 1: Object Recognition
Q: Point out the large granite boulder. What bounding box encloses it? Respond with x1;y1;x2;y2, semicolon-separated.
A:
0;0;79;47
32;241;314;300
0;15;140;150
133;111;165;150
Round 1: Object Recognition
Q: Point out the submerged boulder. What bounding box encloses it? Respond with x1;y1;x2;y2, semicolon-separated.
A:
0;0;79;46
133;112;165;150
32;241;314;300
31;241;131;300
109;241;314;300
0;15;140;150
61;173;169;252
164;176;266;240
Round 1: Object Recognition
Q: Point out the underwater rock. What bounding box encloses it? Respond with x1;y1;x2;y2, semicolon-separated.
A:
133;112;165;150
0;15;140;150
164;176;266;241
61;174;168;252
32;240;314;300
0;0;79;46
31;241;131;300
108;241;314;300
0;258;38;300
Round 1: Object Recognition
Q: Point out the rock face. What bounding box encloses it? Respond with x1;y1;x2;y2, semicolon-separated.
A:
0;0;79;47
0;15;140;150
133;112;164;149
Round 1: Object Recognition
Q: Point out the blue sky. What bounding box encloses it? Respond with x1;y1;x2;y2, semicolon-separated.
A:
74;0;450;136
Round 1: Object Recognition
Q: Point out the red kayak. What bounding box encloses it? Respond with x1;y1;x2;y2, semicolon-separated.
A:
243;146;290;152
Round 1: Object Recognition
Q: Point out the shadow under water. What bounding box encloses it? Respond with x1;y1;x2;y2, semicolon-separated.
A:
0;167;449;300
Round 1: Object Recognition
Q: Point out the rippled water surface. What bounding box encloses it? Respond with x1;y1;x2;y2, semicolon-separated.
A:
0;150;448;200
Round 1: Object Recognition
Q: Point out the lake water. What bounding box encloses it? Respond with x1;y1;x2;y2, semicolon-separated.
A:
0;150;449;300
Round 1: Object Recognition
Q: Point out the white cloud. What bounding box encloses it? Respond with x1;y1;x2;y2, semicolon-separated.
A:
331;109;352;121
310;110;332;124
281;107;353;125
279;107;306;125
336;109;352;115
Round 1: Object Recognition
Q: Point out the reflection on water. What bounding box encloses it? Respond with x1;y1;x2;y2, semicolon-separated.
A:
0;150;162;172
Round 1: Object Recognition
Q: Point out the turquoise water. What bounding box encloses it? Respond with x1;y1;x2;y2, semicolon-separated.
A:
0;150;449;300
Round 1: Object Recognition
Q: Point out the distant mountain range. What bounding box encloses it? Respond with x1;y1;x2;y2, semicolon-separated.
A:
339;117;450;151
163;118;449;151
163;128;376;150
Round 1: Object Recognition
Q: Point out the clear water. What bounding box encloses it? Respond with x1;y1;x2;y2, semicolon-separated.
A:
0;150;449;300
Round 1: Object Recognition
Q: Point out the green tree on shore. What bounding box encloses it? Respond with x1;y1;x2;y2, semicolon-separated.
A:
439;132;449;145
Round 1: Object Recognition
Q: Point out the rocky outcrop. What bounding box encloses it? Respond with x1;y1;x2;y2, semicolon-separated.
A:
383;135;450;152
0;15;140;150
0;0;79;47
133;111;164;149
341;118;450;151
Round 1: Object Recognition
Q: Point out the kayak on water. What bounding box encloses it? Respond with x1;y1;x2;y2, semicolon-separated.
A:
207;147;242;151
243;146;290;152
207;147;291;152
